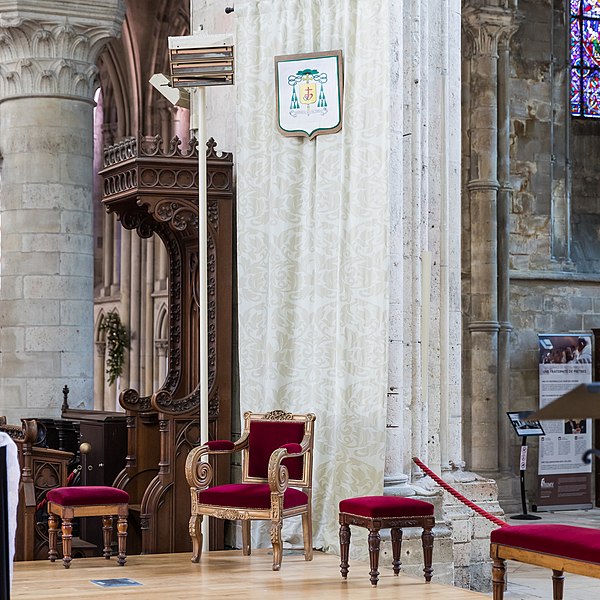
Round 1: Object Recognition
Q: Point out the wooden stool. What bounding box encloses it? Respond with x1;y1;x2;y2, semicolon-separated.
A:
339;495;435;587
46;486;129;569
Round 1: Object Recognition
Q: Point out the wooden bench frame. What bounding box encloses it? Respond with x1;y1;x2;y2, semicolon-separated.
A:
491;542;600;600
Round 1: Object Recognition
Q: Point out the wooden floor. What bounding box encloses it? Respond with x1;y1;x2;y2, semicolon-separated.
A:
12;549;489;599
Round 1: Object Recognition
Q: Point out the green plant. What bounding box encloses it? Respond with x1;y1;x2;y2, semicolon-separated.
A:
100;311;129;385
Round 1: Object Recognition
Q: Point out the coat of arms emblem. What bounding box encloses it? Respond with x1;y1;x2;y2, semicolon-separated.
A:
275;50;343;140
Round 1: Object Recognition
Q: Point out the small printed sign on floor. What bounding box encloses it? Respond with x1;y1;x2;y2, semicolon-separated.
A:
90;578;142;588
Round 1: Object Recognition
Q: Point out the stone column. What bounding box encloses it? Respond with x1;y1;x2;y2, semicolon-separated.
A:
119;227;131;386
550;3;571;263
94;341;106;410
143;237;155;396
497;28;517;476
111;216;120;295
463;6;515;474
0;1;125;422
385;0;463;489
128;231;141;394
102;212;114;296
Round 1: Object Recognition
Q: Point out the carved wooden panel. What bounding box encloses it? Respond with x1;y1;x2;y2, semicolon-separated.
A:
100;136;233;552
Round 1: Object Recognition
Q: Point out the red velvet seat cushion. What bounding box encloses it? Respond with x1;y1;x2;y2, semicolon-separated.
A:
491;524;600;564
248;420;305;480
339;496;434;518
198;484;308;510
47;486;129;506
206;440;235;451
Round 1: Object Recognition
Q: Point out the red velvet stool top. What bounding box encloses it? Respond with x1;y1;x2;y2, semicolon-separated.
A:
47;486;129;506
339;495;435;518
491;524;600;564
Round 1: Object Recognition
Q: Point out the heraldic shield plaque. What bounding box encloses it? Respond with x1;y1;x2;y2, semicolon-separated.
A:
275;50;344;141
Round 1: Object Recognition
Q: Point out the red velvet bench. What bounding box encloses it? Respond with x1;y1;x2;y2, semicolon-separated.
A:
46;486;129;568
339;495;435;587
491;524;600;599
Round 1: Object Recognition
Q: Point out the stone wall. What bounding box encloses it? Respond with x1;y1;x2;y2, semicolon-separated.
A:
572;120;600;273
509;276;600;499
510;0;600;276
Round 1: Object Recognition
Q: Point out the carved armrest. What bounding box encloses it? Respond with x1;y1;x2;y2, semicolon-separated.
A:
267;437;310;494
185;437;248;489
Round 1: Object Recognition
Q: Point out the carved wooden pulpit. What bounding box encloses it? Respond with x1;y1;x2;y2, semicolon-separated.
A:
100;136;234;553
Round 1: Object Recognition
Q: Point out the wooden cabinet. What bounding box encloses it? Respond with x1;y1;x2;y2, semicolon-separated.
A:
61;409;127;554
62;409;127;488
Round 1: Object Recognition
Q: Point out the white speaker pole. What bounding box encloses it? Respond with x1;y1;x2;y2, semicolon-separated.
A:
197;86;210;552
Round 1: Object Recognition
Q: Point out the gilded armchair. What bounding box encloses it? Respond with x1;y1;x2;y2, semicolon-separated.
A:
185;410;316;570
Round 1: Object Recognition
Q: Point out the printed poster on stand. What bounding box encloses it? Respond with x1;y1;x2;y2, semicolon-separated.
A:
536;333;593;510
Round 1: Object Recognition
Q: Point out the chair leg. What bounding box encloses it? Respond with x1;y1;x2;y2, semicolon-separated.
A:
492;557;506;600
552;569;565;600
242;520;251;556
339;523;351;579
102;516;113;559
367;528;381;587
421;523;434;582
188;514;203;563
117;515;128;566
61;517;73;569
270;519;283;571
48;514;59;563
390;527;403;575
302;510;313;561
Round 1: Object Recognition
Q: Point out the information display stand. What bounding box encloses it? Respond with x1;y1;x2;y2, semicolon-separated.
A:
507;412;545;520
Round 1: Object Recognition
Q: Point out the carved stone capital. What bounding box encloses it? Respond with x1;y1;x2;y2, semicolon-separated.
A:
462;6;519;58
0;0;125;99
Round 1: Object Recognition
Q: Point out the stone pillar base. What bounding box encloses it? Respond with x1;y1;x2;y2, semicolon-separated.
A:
441;472;505;592
384;470;504;592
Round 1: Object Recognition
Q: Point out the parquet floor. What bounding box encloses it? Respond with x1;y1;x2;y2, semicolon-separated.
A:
12;549;489;599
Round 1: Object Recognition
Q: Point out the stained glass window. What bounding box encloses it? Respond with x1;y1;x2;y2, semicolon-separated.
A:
571;0;600;117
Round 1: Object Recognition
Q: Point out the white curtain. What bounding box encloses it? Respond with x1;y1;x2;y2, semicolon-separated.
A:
236;0;390;553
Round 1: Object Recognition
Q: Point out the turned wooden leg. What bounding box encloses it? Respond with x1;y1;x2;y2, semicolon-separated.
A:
61;517;73;569
492;557;506;600
302;510;313;561
391;527;403;575
270;519;283;571
339;522;351;579
552;569;565;600
421;523;434;582
241;520;251;556
367;528;381;587
102;516;113;559
48;514;59;563
117;516;128;566
188;514;203;563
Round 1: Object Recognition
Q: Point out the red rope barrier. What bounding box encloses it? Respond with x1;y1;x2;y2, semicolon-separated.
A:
412;457;509;528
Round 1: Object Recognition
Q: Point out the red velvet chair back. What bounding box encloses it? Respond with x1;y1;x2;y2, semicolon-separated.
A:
241;411;315;488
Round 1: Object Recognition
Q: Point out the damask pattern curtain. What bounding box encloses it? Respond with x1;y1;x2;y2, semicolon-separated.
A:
236;0;390;553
